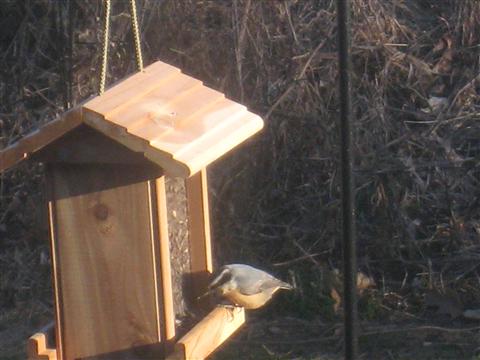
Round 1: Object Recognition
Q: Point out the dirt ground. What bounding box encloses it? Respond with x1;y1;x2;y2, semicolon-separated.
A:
2;304;480;359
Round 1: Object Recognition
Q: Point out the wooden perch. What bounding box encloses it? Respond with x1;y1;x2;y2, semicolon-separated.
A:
27;322;57;360
167;306;245;360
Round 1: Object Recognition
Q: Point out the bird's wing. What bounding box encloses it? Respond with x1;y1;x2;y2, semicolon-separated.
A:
236;269;284;295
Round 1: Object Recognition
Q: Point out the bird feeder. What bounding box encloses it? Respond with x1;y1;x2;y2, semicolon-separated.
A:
0;61;263;360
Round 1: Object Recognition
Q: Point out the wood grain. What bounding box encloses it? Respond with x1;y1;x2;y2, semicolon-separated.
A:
154;177;176;342
185;168;212;303
108;74;202;128
49;163;162;359
172;110;263;176
85;61;181;118
167;306;245;360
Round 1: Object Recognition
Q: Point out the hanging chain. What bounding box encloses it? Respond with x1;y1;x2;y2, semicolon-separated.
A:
99;0;111;95
99;0;144;95
129;0;143;72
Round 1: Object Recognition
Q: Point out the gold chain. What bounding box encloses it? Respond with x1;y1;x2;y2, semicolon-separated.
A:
99;0;111;95
129;0;143;72
99;0;144;95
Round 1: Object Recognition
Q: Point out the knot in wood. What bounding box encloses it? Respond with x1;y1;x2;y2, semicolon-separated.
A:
93;203;109;221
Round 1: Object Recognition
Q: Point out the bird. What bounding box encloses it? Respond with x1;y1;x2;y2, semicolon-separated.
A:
204;264;293;309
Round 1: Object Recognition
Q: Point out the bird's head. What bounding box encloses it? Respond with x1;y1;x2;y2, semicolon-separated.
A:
208;266;237;294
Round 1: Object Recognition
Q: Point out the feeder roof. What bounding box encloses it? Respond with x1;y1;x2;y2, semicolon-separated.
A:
0;61;263;177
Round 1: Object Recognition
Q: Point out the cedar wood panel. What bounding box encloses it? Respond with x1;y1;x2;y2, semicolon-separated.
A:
48;163;162;359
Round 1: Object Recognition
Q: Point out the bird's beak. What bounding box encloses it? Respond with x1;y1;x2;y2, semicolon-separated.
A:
196;289;212;300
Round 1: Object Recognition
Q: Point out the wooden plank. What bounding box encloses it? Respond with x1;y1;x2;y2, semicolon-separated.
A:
46;167;65;360
166;306;245;360
147;181;163;343
84;61;181;117
82;109;190;178
185;168;212;303
108;74;202;128
150;101;247;150
27;332;58;360
173;111;263;176
49;163;162;360
126;93;226;145
154;177;176;342
0;109;82;172
33;125;151;165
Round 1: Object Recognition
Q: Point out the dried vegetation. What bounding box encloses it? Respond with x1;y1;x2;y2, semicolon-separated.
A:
1;0;480;358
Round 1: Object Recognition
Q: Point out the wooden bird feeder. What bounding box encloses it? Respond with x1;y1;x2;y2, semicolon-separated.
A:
0;61;263;360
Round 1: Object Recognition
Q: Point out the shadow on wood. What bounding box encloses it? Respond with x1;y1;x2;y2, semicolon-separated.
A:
32;125;154;166
80;343;165;360
182;270;213;316
45;162;163;199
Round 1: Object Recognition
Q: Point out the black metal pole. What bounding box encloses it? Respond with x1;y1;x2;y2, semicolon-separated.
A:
336;0;358;359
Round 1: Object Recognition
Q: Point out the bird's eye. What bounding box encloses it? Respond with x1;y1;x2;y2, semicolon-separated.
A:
216;271;232;286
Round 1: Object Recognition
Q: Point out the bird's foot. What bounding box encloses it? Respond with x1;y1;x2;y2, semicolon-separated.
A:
218;303;242;321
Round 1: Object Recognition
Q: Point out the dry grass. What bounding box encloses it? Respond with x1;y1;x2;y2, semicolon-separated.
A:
1;0;480;358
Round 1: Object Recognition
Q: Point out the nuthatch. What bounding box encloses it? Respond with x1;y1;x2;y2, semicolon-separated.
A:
205;264;293;309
